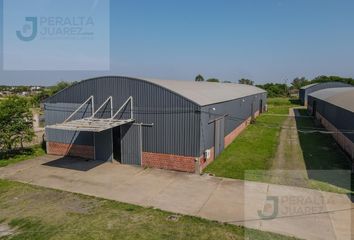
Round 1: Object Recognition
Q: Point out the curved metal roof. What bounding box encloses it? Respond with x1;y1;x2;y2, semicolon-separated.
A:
47;76;266;106
300;83;319;89
140;78;266;106
300;82;351;90
309;87;354;112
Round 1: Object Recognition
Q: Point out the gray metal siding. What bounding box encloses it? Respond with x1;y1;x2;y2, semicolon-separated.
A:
301;82;352;105
200;93;267;155
45;102;94;146
121;124;142;165
214;117;225;157
308;95;354;142
45;76;201;157
94;129;113;161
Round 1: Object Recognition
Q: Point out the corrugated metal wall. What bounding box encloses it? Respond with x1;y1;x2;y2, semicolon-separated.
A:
301;82;352;105
45;76;201;157
308;96;354;142
199;93;267;155
45;102;94;146
121;124;142;165
94;129;113;161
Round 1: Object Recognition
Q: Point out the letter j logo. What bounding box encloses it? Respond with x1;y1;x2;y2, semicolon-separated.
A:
16;17;38;41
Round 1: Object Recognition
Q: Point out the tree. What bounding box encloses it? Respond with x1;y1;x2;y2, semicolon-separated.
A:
195;74;204;82
291;77;309;89
311;75;354;85
206;78;220;83
49;81;72;95
238;78;254;85
256;83;289;98
31;81;74;107
0;96;34;151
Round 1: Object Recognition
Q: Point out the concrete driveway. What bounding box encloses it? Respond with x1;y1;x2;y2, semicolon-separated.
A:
0;155;352;240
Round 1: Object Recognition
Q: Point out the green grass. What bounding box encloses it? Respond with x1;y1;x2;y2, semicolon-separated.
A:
0;179;297;240
0;145;45;168
294;109;353;192
204;98;298;181
266;98;300;114
204;98;353;193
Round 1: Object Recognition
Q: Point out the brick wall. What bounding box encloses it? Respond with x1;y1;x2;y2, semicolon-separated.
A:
224;116;252;148
316;112;354;160
198;115;254;172
142;152;196;173
47;142;94;159
199;147;214;172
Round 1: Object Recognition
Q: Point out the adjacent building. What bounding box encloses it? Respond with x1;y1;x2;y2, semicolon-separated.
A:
299;82;352;106
44;76;266;173
308;87;354;169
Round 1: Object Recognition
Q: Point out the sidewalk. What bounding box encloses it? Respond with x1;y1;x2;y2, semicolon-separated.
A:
0;155;352;240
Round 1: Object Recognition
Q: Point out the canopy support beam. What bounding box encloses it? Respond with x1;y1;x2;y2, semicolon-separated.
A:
64;96;94;123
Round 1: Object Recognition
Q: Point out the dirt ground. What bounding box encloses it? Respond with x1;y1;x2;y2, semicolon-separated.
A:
270;108;311;186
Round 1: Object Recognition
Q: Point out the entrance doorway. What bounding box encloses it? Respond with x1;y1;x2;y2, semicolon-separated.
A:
113;126;121;162
259;99;263;114
312;101;317;117
214;117;225;158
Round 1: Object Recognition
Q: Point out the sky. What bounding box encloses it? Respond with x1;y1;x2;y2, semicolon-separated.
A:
1;0;354;86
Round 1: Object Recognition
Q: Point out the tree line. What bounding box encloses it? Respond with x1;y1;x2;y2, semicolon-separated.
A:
0;81;73;154
194;74;354;98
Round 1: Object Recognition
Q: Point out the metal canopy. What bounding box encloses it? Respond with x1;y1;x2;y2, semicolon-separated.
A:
46;118;134;132
46;96;135;132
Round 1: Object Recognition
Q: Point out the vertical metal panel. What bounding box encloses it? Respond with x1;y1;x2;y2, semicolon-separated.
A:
308;95;354;142
45;102;94;146
200;93;267;155
44;76;266;159
45;76;201;157
94;129;113;161
214;120;220;157
120;124;141;165
214;117;225;158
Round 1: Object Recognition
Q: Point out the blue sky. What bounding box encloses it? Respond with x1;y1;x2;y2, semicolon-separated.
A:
1;0;354;85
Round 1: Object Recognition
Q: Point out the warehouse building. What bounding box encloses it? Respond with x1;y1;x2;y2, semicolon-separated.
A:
44;76;266;173
308;87;354;169
299;82;352;106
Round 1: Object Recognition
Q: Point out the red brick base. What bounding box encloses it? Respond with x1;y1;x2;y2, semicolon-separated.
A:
199;115;255;172
142;152;196;173
224;116;252;148
47;142;94;159
316;112;354;160
199;147;215;171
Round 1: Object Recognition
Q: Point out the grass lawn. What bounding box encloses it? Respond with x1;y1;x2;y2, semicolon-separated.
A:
204;98;299;181
0;179;297;240
0;145;45;168
294;109;353;192
204;98;353;193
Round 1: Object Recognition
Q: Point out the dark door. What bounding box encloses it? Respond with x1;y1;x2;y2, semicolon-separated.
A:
94;129;113;162
259;99;263;114
120;124;142;165
214;117;225;158
312;100;317;117
112;126;121;162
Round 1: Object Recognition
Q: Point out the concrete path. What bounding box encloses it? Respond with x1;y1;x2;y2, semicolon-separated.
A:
0;155;352;240
270;108;309;186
